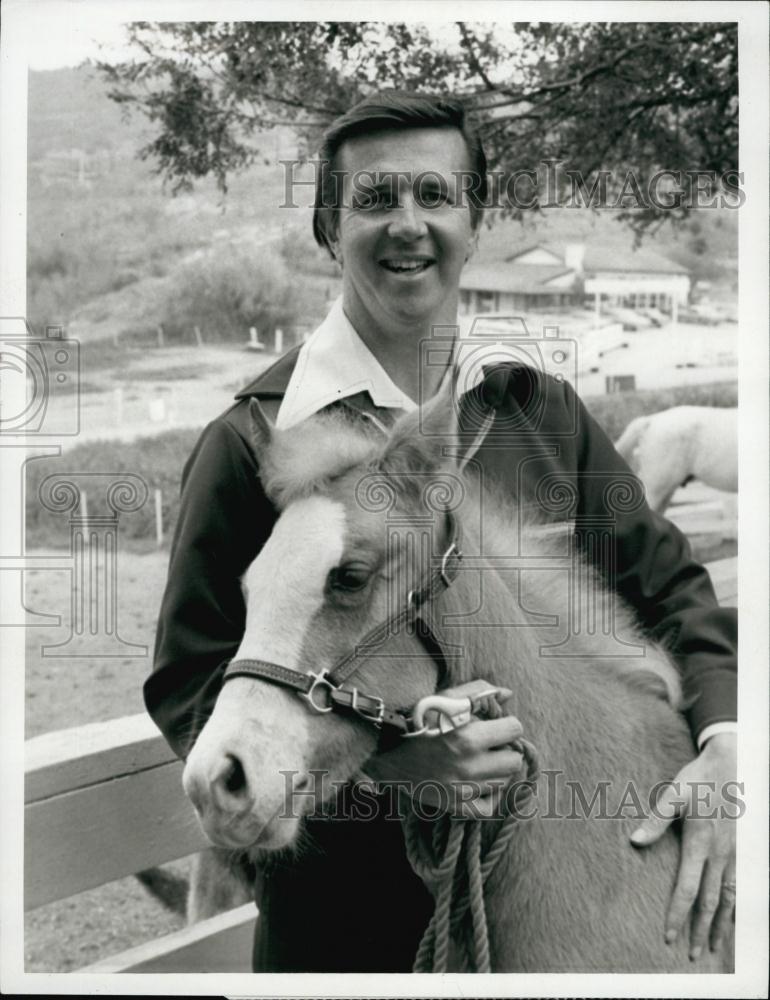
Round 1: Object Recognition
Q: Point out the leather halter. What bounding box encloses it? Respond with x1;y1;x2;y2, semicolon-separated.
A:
222;510;464;736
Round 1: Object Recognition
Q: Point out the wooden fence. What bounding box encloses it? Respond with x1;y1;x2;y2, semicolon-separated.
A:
24;556;737;973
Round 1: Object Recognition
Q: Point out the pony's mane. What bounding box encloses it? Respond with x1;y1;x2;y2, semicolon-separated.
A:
261;406;681;709
260;409;382;508
261;403;446;510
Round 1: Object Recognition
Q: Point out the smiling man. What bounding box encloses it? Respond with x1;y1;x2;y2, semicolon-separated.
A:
329;126;476;402
147;92;737;971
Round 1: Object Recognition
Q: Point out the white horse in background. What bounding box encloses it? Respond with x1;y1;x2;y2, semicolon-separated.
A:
615;406;737;513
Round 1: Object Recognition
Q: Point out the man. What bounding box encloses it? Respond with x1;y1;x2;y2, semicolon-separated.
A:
147;92;737;971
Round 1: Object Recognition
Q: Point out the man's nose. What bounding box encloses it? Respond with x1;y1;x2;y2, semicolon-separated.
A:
386;195;428;241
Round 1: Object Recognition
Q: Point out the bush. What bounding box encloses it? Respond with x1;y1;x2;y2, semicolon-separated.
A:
583;381;737;442
25;380;738;552
26;428;201;552
157;247;307;343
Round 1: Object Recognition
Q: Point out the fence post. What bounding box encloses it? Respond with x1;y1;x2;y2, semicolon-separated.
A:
193;325;204;347
274;328;283;355
154;488;163;548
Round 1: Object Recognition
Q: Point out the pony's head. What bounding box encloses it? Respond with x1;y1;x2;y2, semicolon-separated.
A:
182;378;471;851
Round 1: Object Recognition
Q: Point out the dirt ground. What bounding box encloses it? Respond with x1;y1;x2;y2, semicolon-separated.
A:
23;549;196;972
20;341;270;971
25;550;169;737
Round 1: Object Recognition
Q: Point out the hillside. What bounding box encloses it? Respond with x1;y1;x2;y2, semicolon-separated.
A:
27;66;738;341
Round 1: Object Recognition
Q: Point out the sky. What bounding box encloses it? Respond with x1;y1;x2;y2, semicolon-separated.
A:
17;3;137;70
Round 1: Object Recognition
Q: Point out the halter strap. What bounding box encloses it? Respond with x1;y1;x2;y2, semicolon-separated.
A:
223;511;464;735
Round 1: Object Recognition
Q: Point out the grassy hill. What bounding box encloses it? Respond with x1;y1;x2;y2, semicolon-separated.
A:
27;66;737;340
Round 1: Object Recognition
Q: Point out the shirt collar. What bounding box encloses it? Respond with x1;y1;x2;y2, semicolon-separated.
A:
276;297;418;429
274;298;520;430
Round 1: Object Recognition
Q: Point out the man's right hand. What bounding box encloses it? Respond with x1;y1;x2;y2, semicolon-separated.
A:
364;680;526;818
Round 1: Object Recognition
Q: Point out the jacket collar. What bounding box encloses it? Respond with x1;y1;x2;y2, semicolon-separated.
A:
234;344;302;399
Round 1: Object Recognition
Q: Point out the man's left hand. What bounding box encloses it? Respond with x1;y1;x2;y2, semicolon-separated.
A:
630;731;738;960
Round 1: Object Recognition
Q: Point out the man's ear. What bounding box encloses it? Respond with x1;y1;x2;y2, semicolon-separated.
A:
248;398;274;464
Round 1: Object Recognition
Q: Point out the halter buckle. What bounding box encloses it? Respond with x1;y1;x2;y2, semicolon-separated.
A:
300;669;337;714
350;687;386;727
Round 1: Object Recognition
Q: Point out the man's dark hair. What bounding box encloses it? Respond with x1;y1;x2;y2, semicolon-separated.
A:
312;91;488;257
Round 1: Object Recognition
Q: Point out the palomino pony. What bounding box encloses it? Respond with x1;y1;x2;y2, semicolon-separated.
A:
182;379;732;972
615;406;737;512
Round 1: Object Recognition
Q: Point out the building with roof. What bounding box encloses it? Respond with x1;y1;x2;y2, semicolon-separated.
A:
459;241;690;317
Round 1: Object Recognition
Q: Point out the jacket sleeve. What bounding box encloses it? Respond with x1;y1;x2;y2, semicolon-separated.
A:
565;381;737;742
145;414;274;759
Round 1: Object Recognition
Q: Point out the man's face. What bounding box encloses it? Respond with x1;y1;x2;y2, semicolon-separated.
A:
335;127;476;336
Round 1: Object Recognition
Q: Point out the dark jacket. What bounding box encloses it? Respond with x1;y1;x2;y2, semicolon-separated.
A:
146;348;737;972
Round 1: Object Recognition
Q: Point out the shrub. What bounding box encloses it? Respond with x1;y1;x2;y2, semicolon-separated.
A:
25;428;201;552
157;246;307;343
583;381;737;441
25;381;738;552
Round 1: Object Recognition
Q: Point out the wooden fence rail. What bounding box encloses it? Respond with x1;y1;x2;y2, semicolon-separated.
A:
24;556;736;973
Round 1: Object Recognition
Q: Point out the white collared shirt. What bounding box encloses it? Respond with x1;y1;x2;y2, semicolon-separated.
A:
276;297;503;430
276;297;419;429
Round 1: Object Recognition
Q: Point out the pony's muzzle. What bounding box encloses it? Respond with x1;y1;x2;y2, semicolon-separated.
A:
184;752;251;814
182;745;266;848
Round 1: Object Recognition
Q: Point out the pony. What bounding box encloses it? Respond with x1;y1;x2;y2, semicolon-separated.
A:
614;406;737;512
181;378;732;972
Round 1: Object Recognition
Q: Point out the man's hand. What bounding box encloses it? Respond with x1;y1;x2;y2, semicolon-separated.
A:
365;680;525;818
630;732;738;960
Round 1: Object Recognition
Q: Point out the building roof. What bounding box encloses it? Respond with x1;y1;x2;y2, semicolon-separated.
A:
506;241;689;275
505;243;564;264
460;263;576;295
582;245;690;275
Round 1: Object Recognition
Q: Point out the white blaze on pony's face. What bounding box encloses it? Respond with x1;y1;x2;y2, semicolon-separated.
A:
238;496;347;669
183;494;353;850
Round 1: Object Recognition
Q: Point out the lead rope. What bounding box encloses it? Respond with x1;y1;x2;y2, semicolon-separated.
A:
403;701;540;973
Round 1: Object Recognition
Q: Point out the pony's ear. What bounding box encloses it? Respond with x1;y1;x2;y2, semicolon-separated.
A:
380;369;461;472
417;366;462;454
248;398;274;463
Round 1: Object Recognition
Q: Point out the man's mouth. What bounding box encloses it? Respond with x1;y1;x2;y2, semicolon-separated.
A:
379;258;434;275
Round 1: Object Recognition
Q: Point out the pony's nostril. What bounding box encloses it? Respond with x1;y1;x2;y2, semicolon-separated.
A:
223;753;247;795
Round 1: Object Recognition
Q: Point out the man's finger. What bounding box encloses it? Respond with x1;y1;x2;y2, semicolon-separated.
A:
630;780;688;846
456;784;504;820
664;822;712;943
688;858;727;960
465;748;524;782
709;860;736;954
452;715;524;751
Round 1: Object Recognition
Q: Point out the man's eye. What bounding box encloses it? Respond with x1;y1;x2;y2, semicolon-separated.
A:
328;564;371;592
416;183;450;208
352;191;397;211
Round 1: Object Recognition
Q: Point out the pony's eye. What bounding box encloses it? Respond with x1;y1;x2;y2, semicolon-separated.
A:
328;564;371;593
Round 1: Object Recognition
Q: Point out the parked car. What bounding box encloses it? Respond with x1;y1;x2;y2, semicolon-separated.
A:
607;307;654;331
638;307;668;326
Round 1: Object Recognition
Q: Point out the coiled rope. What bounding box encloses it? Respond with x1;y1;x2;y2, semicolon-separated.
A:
403;734;540;973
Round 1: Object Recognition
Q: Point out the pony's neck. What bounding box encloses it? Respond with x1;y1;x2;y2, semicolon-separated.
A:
436;512;614;773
